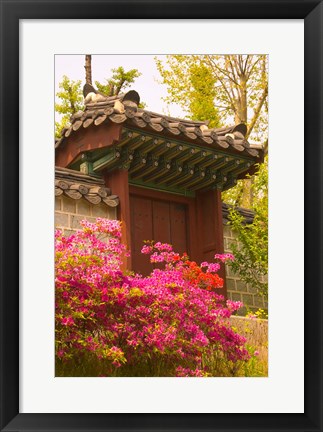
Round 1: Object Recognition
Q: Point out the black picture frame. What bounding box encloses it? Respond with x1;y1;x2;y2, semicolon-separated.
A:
1;1;322;431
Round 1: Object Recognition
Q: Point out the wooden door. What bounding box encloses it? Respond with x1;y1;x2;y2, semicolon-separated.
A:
130;195;189;275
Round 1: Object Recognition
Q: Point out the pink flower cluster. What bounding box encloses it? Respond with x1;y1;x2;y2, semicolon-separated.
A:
55;219;249;377
214;253;235;262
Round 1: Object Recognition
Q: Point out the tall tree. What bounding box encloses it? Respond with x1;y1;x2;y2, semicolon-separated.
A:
156;57;221;128
156;54;268;144
156;55;268;207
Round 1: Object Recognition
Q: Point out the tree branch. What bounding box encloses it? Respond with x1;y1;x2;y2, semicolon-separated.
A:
208;56;240;86
246;85;268;138
246;56;263;80
243;55;250;75
205;56;237;114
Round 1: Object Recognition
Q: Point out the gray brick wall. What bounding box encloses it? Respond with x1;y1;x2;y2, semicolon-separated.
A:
55;195;117;235
224;225;268;315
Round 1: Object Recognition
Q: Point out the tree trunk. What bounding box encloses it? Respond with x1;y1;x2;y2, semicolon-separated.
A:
236;74;251;207
85;55;92;85
235;75;247;124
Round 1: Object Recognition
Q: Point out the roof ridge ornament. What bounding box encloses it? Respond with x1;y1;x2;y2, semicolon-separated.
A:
83;84;141;110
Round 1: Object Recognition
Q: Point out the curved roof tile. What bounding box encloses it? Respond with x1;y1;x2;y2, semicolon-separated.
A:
55;90;264;163
55;167;119;207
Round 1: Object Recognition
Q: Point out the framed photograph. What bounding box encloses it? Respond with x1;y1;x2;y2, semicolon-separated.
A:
1;1;322;431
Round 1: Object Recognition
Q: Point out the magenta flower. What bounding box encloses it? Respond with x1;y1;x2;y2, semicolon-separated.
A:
55;219;250;377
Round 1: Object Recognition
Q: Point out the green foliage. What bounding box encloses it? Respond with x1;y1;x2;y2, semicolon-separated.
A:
222;179;245;207
240;345;268;377
187;63;221;127
156;55;221;127
55;117;70;140
251;308;268;320
55;75;84;138
55;75;84;115
227;156;268;297
95;66;141;97
201;343;267;377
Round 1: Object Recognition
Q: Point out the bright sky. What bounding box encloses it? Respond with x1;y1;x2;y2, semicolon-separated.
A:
55;54;186;118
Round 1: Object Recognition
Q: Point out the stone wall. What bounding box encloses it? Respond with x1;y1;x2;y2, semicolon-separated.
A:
224;224;268;315
55;195;117;235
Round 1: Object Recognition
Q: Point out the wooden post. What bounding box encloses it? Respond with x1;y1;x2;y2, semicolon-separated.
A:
84;55;92;85
195;188;227;299
103;169;132;270
213;189;227;298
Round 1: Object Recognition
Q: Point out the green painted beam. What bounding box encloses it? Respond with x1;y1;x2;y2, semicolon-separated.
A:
138;137;160;154
156;164;184;185
198;153;219;169
142;160;172;182
175;148;196;164
152;141;175;158
216;160;246;180
216;159;240;177
129;179;195;197
217;162;251;191
130;157;160;180
174;169;206;189
119;130;140;147
214;174;229;191
127;134;147;151
162;144;186;160
225;161;252;177
204;155;233;172
185;149;209;166
190;172;218;190
128;153;148;176
222;178;237;191
121;149;135;170
92;149;122;172
167;166;195;186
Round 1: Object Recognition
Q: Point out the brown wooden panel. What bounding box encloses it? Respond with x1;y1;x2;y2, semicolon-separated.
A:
130;195;153;276
170;203;188;255
130;192;190;276
152;200;171;245
129;185;197;262
200;191;216;251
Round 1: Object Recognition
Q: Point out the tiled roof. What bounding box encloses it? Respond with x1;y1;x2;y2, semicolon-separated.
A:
55;91;262;161
55;89;265;194
55;167;119;207
222;203;255;224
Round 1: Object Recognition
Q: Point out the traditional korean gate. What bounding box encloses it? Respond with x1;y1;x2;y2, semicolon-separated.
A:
130;194;189;275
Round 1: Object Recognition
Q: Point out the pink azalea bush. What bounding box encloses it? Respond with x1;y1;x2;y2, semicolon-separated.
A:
55;218;251;377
